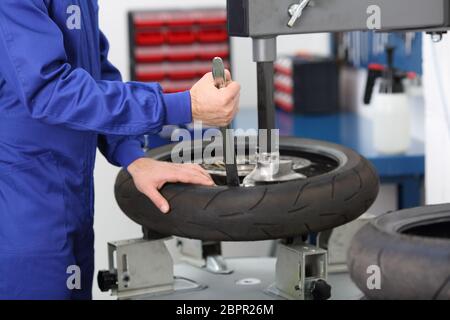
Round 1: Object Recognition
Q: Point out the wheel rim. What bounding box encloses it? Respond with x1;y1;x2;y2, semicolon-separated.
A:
156;143;340;186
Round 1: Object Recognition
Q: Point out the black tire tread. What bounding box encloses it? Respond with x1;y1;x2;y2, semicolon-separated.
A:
115;137;379;241
348;203;450;300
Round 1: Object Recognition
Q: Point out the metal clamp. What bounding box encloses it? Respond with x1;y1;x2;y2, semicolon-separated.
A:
267;241;331;300
98;238;205;299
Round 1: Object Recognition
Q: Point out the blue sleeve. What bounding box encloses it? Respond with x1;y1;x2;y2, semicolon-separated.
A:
96;31;146;167
98;32;145;168
98;135;146;168
0;0;192;137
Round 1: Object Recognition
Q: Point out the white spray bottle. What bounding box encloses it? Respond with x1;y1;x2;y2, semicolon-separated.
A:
366;47;411;154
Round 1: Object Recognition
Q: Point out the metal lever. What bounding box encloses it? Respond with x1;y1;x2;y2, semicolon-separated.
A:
287;0;311;28
212;58;227;89
212;57;240;187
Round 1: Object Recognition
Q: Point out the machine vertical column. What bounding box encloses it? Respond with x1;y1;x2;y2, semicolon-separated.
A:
253;37;277;153
257;62;276;152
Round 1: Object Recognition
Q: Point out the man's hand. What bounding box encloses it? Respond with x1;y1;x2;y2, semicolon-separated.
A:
190;70;240;127
127;158;215;214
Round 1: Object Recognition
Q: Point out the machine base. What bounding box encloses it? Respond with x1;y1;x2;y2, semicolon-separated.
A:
146;258;363;300
125;277;207;300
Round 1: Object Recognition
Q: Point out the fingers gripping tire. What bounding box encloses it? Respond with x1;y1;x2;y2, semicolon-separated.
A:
348;204;450;300
115;137;379;241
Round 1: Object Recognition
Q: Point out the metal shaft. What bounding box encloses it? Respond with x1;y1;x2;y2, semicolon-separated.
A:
220;126;240;187
257;61;276;153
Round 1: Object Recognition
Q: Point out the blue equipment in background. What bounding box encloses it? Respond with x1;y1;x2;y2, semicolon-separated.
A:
335;32;422;74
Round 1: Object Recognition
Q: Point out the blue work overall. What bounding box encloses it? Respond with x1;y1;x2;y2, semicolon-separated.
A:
0;0;191;299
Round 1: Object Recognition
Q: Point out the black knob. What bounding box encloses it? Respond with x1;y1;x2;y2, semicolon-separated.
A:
97;270;118;292
311;279;332;300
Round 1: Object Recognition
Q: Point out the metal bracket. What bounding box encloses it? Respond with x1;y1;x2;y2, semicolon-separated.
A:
267;242;330;300
100;238;205;300
176;238;234;274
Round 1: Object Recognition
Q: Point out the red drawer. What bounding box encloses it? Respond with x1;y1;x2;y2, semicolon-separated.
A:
274;57;295;76
136;65;165;82
134;13;167;28
196;44;229;61
136;54;164;63
136;72;165;82
167;30;196;44
274;73;293;94
167;52;197;62
197;18;226;26
275;99;294;113
274;65;292;76
135;32;165;46
274;82;293;94
197;29;228;43
167;19;196;27
166;46;198;61
167;70;198;80
275;98;294;113
275;93;294;113
166;12;196;27
134;20;165;28
194;10;227;26
199;50;228;61
135;49;165;63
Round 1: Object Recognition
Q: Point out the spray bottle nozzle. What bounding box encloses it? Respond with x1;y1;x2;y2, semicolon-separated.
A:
363;46;407;105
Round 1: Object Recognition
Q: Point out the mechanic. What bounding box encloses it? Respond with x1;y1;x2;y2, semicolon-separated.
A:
0;0;240;300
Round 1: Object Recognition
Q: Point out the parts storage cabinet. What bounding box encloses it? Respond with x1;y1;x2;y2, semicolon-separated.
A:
129;9;231;93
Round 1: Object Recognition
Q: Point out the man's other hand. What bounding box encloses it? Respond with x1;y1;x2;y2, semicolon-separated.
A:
190;70;240;127
127;158;215;214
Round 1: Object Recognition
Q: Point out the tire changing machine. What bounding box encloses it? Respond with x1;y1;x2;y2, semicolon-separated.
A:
98;231;332;300
99;0;450;300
